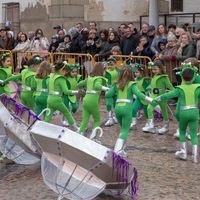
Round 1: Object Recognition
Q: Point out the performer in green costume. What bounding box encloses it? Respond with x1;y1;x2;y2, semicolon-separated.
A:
3;55;43;110
142;60;174;134
173;58;200;139
77;62;109;135
44;61;79;131
62;62;82;126
131;63;151;129
106;66;154;157
0;53;13;96
32;61;52;117
155;67;200;163
104;57;119;126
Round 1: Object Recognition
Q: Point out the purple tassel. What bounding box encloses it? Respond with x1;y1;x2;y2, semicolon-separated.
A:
112;152;138;199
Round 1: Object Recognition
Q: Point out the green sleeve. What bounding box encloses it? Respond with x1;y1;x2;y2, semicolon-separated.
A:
163;76;174;90
160;88;179;101
105;85;117;98
77;79;87;88
94;78;105;90
4;73;22;84
31;78;37;91
132;84;147;101
143;78;151;91
57;78;73;95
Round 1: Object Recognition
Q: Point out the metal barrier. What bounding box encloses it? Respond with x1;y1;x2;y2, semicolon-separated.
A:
52;53;94;78
0;50;14;72
12;51;53;73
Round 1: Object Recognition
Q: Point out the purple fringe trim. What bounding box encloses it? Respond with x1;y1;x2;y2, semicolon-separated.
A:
153;110;163;122
112;151;138;199
0;94;40;124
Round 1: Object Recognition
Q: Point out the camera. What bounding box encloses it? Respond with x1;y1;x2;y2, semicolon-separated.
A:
34;37;40;40
188;23;197;28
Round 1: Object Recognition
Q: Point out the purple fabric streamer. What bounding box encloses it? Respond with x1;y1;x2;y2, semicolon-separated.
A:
0;94;40;124
154;110;163;122
112;151;138;199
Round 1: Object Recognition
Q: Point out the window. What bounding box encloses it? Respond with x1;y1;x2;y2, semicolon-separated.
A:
171;0;183;12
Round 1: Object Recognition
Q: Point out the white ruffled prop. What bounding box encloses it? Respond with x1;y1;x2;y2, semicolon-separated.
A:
0;94;41;164
31;121;138;200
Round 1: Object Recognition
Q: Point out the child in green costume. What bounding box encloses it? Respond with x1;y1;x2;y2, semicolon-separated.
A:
155;67;200;163
32;61;52;117
44;61;79;131
0;52;13;96
104;56;119;126
3;55;43;110
131;63;151;129
62;62;82;126
77;62;109;135
173;58;200;139
142;60;174;134
106;66;154;157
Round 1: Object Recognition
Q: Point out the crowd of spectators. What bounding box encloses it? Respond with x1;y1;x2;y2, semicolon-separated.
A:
0;21;200;63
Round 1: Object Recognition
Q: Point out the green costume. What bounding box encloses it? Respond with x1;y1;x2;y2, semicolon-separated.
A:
32;76;49;116
106;81;150;140
157;82;200;162
77;76;107;134
4;67;36;110
132;77;150;118
63;74;82;113
44;73;76;126
0;66;12;96
104;69;119;126
142;74;174;134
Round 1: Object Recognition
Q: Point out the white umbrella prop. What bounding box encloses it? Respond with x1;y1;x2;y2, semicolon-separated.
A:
0;94;41;164
30;121;138;200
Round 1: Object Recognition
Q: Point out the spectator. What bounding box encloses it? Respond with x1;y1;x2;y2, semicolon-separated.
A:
31;28;50;56
133;35;154;59
188;26;200;59
88;29;99;42
49;35;58;53
12;33;29;71
6;31;15;50
56;35;71;53
127;22;138;36
14;31;23;47
168;24;177;35
27;31;35;51
175;27;185;40
82;37;98;56
171;32;196;62
76;22;84;33
151;24;168;56
139;22;149;37
120;26;138;55
0;28;7;49
88;21;97;31
96;29;109;53
98;31;120;60
68;27;86;53
147;25;156;45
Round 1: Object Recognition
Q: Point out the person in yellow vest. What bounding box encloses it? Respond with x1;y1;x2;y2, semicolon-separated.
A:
32;61;52;117
62;62;82;126
44;60;79;131
106;65;154;157
3;55;43;110
142;60;174;134
155;67;200;163
77;62;109;135
0;52;12;96
130;63;151;129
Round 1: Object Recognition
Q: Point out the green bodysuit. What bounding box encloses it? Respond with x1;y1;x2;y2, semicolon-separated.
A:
4;67;36;110
105;69;119;111
77;76;107;133
132;77;151;118
0;66;12;96
147;74;174;121
44;73;75;124
32;76;49;116
63;75;82;113
106;81;150;140
159;83;200;145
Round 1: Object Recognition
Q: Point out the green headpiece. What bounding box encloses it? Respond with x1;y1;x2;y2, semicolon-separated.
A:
132;63;144;72
62;61;80;70
176;62;198;76
1;52;10;60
